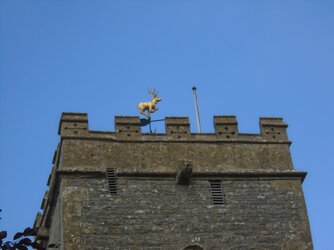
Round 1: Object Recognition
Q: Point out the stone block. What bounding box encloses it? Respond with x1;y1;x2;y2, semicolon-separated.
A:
115;116;141;138
58;112;88;136
214;116;238;139
260;117;288;141
165;117;190;137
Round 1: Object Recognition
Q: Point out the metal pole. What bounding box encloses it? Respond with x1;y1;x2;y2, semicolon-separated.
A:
192;86;202;133
148;117;152;133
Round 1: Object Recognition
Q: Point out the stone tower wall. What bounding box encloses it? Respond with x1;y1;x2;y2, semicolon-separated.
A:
34;113;313;250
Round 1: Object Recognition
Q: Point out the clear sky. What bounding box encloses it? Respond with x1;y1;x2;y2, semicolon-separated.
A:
0;0;333;248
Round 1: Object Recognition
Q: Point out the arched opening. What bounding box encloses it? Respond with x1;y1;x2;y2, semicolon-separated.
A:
183;245;204;250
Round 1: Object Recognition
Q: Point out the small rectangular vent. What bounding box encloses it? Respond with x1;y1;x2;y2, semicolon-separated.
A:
106;168;118;195
209;180;224;205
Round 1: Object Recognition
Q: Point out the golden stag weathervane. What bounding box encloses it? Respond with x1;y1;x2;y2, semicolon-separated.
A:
137;88;162;118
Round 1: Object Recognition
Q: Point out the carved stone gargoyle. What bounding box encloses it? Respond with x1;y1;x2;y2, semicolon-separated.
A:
176;161;193;185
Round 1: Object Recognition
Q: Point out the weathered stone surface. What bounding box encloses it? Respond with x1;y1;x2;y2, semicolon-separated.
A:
165;117;191;136
59;177;312;249
47;196;61;248
115;116;141;138
36;113;313;250
58;112;88;136
60;140;293;172
214;115;238;139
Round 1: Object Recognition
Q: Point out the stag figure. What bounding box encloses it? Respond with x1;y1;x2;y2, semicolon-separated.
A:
137;88;162;118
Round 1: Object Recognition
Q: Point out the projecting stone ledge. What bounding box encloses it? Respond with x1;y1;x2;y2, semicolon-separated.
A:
176;162;193;185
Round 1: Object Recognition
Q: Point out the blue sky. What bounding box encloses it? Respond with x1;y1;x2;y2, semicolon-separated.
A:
0;0;333;248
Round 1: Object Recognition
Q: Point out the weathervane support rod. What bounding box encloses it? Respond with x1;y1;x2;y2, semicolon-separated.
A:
192;86;202;133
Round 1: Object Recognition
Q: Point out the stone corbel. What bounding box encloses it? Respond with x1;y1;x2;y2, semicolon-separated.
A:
176;162;193;185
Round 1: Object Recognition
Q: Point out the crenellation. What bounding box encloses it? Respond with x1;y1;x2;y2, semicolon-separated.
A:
260;117;288;141
47;173;52;186
214;115;239;139
40;191;49;210
52;150;57;164
33;212;43;229
47;166;56;186
57;113;291;143
58;112;88;136
115;116;141;138
165;117;191;137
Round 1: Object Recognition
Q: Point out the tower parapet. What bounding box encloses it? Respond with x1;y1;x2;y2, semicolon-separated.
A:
57;112;290;143
58;112;88;136
54;112;294;173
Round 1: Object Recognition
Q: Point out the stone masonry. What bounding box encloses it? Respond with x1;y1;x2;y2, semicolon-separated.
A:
34;113;313;250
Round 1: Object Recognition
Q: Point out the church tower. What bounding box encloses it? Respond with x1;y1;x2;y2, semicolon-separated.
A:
34;112;313;249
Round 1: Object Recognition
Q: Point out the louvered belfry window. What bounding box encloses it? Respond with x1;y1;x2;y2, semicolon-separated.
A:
106;168;118;194
209;180;224;205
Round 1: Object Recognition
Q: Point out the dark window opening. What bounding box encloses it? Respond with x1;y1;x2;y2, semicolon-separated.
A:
183;245;204;250
106;168;118;195
209;180;224;205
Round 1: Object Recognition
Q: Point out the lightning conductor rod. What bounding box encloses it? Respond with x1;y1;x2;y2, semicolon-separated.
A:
192;86;202;133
